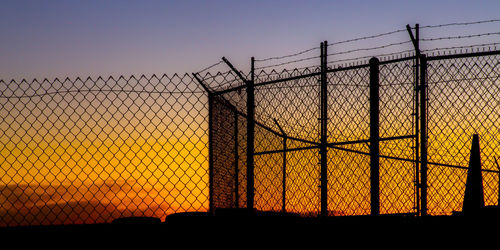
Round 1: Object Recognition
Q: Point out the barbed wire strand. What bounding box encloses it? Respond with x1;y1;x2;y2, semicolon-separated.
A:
327;40;412;58
327;29;407;47
419;19;500;29
327;49;415;65
422;42;500;53
421;32;500;42
255;28;408;63
220;20;500;72
195;60;224;74
255;55;321;70
255;47;320;62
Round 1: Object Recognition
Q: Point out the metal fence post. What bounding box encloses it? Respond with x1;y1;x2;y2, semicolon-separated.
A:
407;24;421;216
273;118;287;213
420;54;428;216
247;57;255;211
320;41;328;217
282;137;287;213
369;57;380;216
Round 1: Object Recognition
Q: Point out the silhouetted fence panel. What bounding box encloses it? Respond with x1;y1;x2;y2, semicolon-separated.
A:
426;52;500;215
1;47;500;227
378;59;416;215
211;96;238;209
327;65;371;216
253;70;321;215
0;74;209;226
208;49;500;218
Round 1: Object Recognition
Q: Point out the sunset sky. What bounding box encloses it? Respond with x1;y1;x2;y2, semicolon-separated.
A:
1;0;500;80
1;0;499;226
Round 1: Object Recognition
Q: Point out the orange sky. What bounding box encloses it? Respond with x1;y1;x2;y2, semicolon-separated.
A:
1;55;499;226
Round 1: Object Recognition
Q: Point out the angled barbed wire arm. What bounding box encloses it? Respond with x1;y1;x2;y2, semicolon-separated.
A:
222;57;249;84
406;24;420;53
192;73;212;94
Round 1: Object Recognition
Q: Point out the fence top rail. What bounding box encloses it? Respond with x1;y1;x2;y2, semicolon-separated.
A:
212;55;418;96
426;49;500;61
212;49;500;96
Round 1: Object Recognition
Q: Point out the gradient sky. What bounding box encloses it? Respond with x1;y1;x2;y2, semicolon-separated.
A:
1;0;499;80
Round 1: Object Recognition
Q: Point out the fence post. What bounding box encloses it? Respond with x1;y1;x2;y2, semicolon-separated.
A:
247;57;255;211
369;57;380;216
274;118;287;213
282;137;287;213
320;41;328;217
420;54;428;216
407;24;421;216
234;110;239;208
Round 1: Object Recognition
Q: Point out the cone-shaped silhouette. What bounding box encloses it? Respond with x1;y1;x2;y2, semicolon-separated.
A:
463;134;484;214
497;157;500;206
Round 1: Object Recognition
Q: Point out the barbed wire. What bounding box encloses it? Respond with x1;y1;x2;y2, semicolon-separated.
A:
421;32;500;42
254;55;321;70
255;41;413;71
233;20;500;74
327;49;415;65
327;29;407;47
421;42;500;54
256;40;414;71
328;40;412;57
195;60;224;74
255;47;320;62
255;48;417;75
419;19;500;29
211;19;500;75
255;28;407;64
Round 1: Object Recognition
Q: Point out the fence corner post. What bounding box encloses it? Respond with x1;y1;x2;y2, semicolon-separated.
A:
420;54;428;216
247;57;255;212
369;57;380;216
320;41;329;217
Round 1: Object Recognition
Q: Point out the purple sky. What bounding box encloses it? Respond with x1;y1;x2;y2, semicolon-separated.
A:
1;0;499;80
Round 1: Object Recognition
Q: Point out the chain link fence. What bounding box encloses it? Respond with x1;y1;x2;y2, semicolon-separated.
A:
427;52;500;215
1;48;499;227
0;74;209;226
208;50;500;217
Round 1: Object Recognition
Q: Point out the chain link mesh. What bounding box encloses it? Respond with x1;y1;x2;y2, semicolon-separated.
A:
378;60;416;214
327;66;371;215
1;50;499;227
427;53;500;215
0;74;209;226
210;51;500;218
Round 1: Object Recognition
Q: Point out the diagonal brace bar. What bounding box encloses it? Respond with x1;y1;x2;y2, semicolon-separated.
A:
222;57;249;84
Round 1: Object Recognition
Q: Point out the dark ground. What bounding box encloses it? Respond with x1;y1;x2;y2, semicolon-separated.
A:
1;208;498;247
